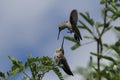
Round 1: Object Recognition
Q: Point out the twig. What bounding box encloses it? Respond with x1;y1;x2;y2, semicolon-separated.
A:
97;2;108;80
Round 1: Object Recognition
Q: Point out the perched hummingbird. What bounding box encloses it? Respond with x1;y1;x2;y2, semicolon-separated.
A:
54;37;73;76
57;9;82;42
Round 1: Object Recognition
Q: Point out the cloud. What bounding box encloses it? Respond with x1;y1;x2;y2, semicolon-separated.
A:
0;0;56;72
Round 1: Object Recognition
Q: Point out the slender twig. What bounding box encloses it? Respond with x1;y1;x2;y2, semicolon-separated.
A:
97;40;101;80
100;3;108;38
97;2;108;80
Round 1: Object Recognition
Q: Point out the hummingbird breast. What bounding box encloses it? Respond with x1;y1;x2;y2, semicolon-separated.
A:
65;21;72;29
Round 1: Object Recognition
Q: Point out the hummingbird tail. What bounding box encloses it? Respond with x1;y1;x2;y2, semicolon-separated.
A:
62;67;74;76
74;33;80;42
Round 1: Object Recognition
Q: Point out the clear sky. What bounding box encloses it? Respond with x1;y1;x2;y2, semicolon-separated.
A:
0;0;118;80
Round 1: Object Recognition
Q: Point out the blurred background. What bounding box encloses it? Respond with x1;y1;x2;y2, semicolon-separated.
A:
0;0;118;80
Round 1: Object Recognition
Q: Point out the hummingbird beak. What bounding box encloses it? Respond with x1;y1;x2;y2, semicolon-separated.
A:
61;37;64;49
57;29;61;40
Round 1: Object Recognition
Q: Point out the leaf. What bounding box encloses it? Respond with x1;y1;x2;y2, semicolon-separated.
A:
115;39;120;46
71;43;80;50
7;67;24;76
107;7;116;14
53;67;64;80
79;12;94;26
77;25;87;29
116;11;120;17
110;2;118;11
88;56;93;68
79;20;93;34
37;65;53;71
8;56;25;76
114;26;120;32
8;56;22;67
95;22;103;28
91;52;117;64
116;3;120;7
64;36;77;43
103;44;110;48
83;36;93;39
8;56;17;63
105;26;112;32
100;0;106;4
0;71;5;79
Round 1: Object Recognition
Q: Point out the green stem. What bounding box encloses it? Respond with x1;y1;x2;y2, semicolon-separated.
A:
97;39;101;80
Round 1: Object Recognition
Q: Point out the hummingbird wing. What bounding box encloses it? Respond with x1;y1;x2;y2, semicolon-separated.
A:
70;9;78;26
60;56;73;76
70;9;82;41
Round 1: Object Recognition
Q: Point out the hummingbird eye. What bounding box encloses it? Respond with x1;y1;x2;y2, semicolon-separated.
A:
59;27;61;30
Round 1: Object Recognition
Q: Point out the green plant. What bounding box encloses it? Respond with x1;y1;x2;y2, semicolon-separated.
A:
0;56;64;80
65;0;120;80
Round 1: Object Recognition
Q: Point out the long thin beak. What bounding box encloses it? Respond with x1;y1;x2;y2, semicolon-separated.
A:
61;37;64;49
57;30;61;40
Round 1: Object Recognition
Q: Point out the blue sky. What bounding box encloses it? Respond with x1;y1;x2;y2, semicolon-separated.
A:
0;0;118;80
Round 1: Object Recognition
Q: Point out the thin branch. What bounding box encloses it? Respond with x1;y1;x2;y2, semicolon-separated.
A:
97;2;108;80
100;2;108;38
97;40;101;80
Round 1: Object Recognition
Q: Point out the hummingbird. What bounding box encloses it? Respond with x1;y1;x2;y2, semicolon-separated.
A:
57;9;82;42
54;37;73;76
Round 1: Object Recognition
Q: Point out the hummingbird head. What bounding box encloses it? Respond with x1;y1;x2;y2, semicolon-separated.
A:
57;24;64;40
57;22;68;40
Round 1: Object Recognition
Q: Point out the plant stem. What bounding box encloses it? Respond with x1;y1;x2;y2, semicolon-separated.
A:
97;2;108;80
97;39;101;80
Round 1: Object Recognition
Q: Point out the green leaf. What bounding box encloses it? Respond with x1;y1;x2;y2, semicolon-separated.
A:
103;44;110;48
8;56;25;76
8;56;17;63
107;7;116;14
105;26;112;32
0;71;5;79
8;56;22;67
116;11;120;17
110;2;118;11
53;67;64;80
95;22;103;28
71;43;80;50
91;52;117;64
77;25;86;29
79;20;93;34
115;39;120;46
7;67;24;76
83;36;93;39
64;36;77;43
100;0;106;4
114;26;120;32
37;65;53;71
116;3;120;7
79;12;94;26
